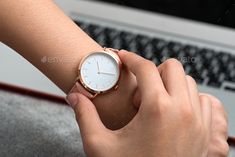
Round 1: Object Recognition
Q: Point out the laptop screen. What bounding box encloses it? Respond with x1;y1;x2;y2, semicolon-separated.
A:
98;0;235;29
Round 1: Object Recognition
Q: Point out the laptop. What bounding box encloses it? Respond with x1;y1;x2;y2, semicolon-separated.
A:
54;0;235;137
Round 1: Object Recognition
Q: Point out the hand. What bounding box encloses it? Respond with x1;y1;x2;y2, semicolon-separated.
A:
200;93;229;157
67;50;212;157
132;59;229;157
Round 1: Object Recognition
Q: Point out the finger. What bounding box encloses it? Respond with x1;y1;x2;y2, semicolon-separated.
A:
118;50;167;101
200;93;228;140
185;75;201;119
199;95;212;133
157;59;189;98
200;93;229;157
66;93;107;139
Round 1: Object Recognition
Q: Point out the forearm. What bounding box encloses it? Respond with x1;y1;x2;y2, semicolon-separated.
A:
0;0;102;93
0;0;137;129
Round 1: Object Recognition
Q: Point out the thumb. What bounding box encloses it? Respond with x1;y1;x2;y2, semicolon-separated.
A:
133;88;141;109
66;93;107;138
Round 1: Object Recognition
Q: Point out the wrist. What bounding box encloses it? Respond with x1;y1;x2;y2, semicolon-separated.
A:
67;47;138;129
64;44;104;93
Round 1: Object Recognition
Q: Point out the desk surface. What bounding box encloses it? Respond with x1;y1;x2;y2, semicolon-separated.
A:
0;43;65;97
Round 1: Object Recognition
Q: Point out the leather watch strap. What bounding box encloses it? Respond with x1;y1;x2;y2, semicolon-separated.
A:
68;82;95;99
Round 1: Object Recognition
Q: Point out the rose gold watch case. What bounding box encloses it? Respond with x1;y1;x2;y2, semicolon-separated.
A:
76;48;122;96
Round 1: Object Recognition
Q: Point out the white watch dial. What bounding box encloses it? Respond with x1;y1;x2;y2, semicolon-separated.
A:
80;52;120;92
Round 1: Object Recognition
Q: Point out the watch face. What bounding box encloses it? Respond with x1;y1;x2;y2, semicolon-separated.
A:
80;52;120;92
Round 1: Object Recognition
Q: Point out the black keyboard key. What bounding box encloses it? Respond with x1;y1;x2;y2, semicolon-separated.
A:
195;62;204;72
218;52;231;64
110;38;122;49
167;42;182;54
104;28;120;47
184;64;191;74
120;31;135;43
207;70;225;88
208;73;225;88
227;61;235;71
183;45;199;56
128;41;139;53
74;20;90;33
152;38;167;52
227;69;235;82
104;28;120;40
120;31;136;50
74;20;82;26
135;35;152;55
88;24;104;39
95;34;107;47
204;49;215;60
186;62;206;84
144;44;155;59
201;69;209;79
224;86;235;92
160;47;171;58
189;72;204;84
225;57;235;82
207;79;222;88
152;57;161;65
136;35;150;47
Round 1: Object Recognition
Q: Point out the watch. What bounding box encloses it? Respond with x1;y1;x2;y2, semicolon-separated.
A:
68;47;122;99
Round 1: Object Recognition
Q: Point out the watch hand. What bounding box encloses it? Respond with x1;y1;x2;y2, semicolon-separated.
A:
96;61;100;73
99;71;115;76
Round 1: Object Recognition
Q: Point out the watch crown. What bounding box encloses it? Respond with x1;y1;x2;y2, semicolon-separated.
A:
104;47;119;53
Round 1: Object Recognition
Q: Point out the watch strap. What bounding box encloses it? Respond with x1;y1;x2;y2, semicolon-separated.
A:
68;82;95;99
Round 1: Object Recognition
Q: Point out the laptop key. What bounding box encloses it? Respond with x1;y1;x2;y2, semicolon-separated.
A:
207;71;224;88
95;34;107;47
152;38;167;52
120;31;136;50
75;20;90;34
104;28;120;40
104;28;120;48
188;69;204;84
143;44;155;59
167;41;182;54
218;52;231;64
183;45;199;57
225;58;235;83
135;35;152;55
136;35;150;47
88;24;104;39
227;70;235;83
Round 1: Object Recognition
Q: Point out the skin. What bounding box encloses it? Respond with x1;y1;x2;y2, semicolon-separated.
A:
67;51;219;157
0;0;137;130
0;1;228;156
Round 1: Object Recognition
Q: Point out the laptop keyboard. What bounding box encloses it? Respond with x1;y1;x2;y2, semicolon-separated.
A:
74;20;235;91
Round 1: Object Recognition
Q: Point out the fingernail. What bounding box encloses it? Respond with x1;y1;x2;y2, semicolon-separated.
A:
65;93;78;109
120;49;128;52
118;50;127;55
